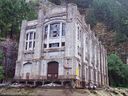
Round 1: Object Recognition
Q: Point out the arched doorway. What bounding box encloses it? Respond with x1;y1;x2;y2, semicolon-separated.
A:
47;61;59;80
23;62;32;79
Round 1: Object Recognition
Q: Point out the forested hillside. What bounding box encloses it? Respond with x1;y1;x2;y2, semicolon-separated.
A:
0;0;128;87
0;0;37;39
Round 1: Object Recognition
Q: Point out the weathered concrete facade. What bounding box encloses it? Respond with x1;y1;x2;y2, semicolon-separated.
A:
15;2;108;88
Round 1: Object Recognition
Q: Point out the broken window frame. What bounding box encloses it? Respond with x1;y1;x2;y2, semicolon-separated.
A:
50;23;60;38
44;22;66;39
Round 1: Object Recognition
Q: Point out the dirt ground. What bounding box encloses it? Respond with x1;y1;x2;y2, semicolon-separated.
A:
0;87;128;96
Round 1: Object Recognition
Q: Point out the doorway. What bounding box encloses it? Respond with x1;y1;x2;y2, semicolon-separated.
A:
47;61;59;80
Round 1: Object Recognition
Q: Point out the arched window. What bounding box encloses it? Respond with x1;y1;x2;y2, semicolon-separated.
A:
44;22;66;38
25;29;36;51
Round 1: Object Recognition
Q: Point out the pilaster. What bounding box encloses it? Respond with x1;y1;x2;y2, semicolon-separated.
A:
65;4;77;57
15;20;27;79
33;8;45;78
17;20;27;61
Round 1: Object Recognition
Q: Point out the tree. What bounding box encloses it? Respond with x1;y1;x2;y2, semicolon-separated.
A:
0;66;4;80
0;0;37;39
0;50;3;62
0;50;4;80
86;0;128;43
108;53;128;87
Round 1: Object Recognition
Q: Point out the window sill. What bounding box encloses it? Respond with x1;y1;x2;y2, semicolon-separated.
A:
44;47;65;52
49;37;60;39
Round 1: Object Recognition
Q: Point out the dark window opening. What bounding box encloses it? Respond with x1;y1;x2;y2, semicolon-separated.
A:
33;41;35;48
44;25;48;39
29;41;32;48
49;43;59;48
61;42;65;46
25;42;28;50
34;32;36;39
30;32;33;40
44;44;47;48
26;33;29;40
62;23;65;36
45;25;48;33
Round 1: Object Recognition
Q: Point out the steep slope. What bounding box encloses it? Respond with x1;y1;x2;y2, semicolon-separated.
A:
92;23;128;63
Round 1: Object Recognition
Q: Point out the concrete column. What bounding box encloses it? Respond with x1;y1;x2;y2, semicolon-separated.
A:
99;43;102;86
65;4;78;57
14;61;21;79
33;8;45;79
15;20;27;79
17;20;27;61
101;45;104;86
102;48;105;85
98;45;101;86
59;22;62;47
96;45;98;85
47;25;50;48
105;50;109;86
102;47;104;86
34;8;44;58
103;48;106;85
89;35;93;83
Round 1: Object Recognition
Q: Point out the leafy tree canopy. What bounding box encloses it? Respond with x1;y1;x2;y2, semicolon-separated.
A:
0;0;37;39
108;54;128;87
86;0;128;43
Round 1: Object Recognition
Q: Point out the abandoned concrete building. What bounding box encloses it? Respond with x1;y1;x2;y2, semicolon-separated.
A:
14;1;109;88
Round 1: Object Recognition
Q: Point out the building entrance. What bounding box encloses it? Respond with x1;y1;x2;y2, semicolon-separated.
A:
47;61;59;80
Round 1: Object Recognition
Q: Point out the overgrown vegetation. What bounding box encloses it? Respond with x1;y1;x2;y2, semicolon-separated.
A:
108;54;128;87
0;50;4;80
86;0;128;43
0;0;37;39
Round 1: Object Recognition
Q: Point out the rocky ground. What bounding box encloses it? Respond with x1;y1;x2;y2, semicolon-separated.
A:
0;87;128;96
